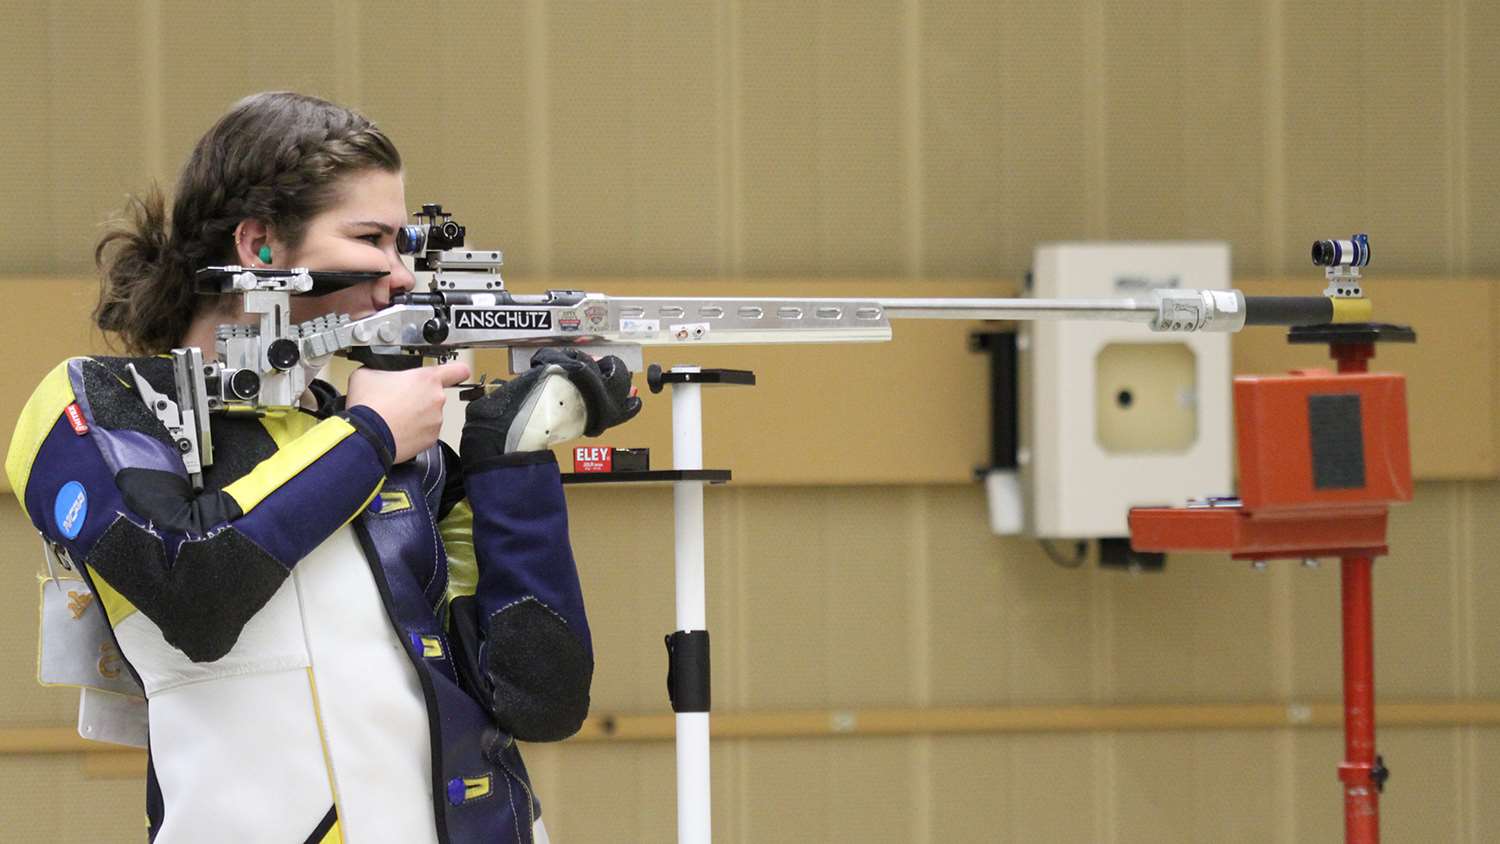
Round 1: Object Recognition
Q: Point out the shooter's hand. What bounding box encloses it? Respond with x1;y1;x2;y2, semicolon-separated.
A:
460;350;642;465
530;348;642;436
348;361;470;463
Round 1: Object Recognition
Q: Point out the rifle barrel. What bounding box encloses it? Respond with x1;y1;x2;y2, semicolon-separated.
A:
875;297;1158;323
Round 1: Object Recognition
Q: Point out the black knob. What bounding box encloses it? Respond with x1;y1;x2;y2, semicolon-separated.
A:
1371;755;1389;793
267;338;300;371
228;369;261;400
647;363;664;394
423;316;449;344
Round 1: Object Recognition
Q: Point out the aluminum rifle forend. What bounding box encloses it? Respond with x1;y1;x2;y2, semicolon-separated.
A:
302;286;1244;365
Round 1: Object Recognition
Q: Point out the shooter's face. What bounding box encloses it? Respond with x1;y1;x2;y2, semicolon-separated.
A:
278;168;418;323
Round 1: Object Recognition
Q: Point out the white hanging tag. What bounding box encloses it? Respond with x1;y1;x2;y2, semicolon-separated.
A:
37;577;145;699
77;687;148;748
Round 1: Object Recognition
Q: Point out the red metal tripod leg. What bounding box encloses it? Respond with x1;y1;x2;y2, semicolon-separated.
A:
1338;554;1380;843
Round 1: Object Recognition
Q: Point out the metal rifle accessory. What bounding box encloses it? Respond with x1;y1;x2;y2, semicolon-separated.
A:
1311;232;1369;298
155;208;1369;478
127;360;208;491
397;203;468;271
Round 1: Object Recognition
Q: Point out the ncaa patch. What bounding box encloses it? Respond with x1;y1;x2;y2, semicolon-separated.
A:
55;481;88;540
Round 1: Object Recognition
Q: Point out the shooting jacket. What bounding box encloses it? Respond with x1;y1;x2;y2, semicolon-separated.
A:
6;356;594;843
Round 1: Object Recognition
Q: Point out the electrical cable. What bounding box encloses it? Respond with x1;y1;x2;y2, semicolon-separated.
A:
1039;538;1088;569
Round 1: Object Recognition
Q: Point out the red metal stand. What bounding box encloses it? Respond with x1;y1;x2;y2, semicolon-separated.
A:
1339;553;1380;843
1129;331;1411;844
1332;345;1384;844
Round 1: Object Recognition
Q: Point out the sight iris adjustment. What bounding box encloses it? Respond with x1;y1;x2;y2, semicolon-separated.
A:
397;203;468;270
1311;233;1370;268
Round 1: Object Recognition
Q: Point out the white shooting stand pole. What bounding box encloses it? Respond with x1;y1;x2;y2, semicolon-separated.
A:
670;365;711;844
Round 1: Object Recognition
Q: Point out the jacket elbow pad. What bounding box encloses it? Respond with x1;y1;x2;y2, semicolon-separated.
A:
483;598;594;742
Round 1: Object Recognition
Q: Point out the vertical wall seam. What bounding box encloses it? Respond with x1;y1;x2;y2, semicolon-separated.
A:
1263;0;1286;276
1458;482;1478;841
902;0;924;279
526;0;552;276
1448;0;1469;274
1090;564;1117;842
141;0;163;185
1270;564;1296;843
1084;0;1107;238
909;487;932;843
333;0;361;107
733;487;751;840
720;0;743;277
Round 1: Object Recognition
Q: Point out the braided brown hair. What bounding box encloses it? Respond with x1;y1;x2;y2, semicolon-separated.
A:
94;92;402;354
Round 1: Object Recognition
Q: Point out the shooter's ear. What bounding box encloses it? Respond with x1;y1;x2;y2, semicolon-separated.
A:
232;219;274;267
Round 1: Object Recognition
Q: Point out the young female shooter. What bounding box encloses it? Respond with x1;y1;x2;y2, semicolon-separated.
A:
5;92;639;843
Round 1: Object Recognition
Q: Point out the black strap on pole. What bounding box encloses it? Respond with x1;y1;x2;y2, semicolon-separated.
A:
665;630;711;713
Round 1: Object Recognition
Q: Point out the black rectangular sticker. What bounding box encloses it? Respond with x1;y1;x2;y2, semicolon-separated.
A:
1308;393;1365;490
452;308;553;331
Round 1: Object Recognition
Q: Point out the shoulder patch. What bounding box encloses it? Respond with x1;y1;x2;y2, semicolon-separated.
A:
64;403;89;435
79;357;176;451
54;481;88;539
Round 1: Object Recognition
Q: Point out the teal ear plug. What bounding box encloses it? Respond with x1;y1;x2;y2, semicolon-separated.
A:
258;245;272;263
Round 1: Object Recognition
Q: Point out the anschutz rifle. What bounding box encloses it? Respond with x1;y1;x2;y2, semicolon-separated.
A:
137;203;1375;490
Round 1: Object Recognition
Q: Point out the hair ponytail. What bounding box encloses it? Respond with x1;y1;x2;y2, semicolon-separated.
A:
93;185;201;354
92;92;402;354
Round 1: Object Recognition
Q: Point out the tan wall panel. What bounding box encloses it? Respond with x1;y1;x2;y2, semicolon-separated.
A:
546;1;723;276
1474;730;1500;840
1279;1;1452;277
740;738;919;843
0;10;52;272
543;741;679;842
1102;1;1274;280
354;2;538;275
918;1;1094;277
1468;483;1500;698
1375;485;1463;699
0;755;142;842
921;486;1099;706
1112;732;1283;843
1465;1;1500;271
1105;552;1279;704
736;1;909;276
0;4;148;276
1371;728;1464;842
158;2;347;177
736;488;920;709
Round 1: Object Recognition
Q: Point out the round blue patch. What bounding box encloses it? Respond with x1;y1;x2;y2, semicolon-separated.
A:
54;481;88;540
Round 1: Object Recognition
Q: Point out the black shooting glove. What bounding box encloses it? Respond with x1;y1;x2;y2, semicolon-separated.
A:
530;348;642;436
459;349;642;468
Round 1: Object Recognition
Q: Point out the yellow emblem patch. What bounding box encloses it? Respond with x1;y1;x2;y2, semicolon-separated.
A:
371;489;412;515
463;776;491;801
67;590;94;619
419;635;444;658
97;642;123;679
